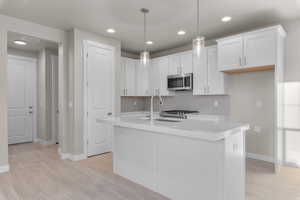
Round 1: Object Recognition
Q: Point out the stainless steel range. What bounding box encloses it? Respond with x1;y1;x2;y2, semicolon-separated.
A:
160;110;200;119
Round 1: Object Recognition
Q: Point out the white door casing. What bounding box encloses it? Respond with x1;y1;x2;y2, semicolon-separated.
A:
50;55;59;144
7;56;37;145
84;41;114;157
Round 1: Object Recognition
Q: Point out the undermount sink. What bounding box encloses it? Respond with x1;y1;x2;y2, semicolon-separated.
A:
155;118;181;122
140;116;181;123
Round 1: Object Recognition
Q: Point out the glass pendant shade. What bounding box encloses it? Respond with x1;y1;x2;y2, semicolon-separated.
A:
193;36;205;56
140;51;150;66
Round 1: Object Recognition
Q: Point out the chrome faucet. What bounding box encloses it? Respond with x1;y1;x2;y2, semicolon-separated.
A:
150;93;164;121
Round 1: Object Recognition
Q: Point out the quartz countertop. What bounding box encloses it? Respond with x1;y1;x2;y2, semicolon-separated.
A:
98;113;249;141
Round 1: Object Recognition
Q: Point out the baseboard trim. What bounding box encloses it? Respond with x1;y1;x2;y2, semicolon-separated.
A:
72;154;87;161
247;153;274;163
35;139;56;145
0;165;10;173
58;148;87;161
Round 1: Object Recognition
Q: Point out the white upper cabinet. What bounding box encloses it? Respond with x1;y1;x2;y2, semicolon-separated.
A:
193;46;225;95
217;37;243;71
121;57;136;96
243;30;276;68
207;46;225;94
149;58;160;95
217;26;281;72
193;48;207;95
180;51;193;74
135;62;149;96
120;57;127;96
149;56;174;96
168;51;193;75
168;54;181;75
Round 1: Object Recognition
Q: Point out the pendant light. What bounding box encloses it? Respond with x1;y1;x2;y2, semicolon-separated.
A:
140;8;150;66
193;0;205;56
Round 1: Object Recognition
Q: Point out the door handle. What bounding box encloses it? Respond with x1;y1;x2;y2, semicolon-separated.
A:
244;56;247;66
29;111;33;114
107;112;112;116
29;106;33;109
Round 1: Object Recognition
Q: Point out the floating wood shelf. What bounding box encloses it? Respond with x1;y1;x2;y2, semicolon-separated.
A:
223;65;275;74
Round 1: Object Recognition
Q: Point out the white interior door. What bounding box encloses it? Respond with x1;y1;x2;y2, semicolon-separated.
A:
86;43;114;156
7;56;36;145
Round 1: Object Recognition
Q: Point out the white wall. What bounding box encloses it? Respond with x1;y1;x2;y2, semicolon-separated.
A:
227;71;275;159
37;48;59;143
283;19;300;82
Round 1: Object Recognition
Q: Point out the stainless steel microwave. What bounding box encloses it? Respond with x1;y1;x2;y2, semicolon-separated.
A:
167;73;193;91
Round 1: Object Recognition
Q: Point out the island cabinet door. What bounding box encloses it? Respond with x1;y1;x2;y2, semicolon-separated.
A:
113;127;158;192
223;132;246;200
156;135;221;200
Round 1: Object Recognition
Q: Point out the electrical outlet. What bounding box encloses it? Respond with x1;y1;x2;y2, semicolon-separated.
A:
255;100;263;108
214;100;219;108
254;126;262;133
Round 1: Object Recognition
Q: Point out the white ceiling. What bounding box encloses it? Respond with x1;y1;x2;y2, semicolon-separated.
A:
1;0;300;54
7;32;58;52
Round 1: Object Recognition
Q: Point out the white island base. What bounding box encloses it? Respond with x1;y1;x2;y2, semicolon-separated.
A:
111;120;248;200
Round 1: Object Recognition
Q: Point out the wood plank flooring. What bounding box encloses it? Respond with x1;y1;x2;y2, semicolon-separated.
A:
1;143;300;200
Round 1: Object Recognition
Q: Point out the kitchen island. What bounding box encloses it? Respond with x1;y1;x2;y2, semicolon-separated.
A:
98;114;249;200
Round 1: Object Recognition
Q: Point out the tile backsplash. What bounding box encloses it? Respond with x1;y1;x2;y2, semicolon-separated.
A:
121;91;230;115
121;97;147;112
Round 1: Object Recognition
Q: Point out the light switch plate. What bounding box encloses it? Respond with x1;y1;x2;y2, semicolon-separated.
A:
255;100;263;108
254;126;262;133
214;100;219;107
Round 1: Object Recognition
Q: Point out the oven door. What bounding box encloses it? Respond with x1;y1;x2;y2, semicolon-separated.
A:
168;76;184;90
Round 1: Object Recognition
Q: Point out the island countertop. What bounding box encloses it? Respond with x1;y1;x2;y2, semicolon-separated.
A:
97;113;249;141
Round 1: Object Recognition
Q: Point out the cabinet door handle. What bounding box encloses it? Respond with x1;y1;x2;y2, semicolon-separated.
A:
244;56;247;66
239;57;242;66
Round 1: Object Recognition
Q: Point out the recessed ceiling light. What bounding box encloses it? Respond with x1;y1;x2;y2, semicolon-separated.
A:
177;30;186;35
13;40;27;46
146;41;153;45
106;28;116;33
221;16;232;22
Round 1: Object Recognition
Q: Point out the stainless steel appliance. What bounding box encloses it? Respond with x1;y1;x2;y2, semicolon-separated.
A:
167;73;193;91
160;110;199;119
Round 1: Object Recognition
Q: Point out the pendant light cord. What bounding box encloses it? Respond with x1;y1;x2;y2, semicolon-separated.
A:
197;0;199;35
144;11;147;51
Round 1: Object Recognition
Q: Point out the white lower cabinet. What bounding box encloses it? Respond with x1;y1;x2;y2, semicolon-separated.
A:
113;126;246;200
193;46;225;95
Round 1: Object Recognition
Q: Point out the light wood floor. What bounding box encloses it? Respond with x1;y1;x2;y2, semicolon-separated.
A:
0;143;300;200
